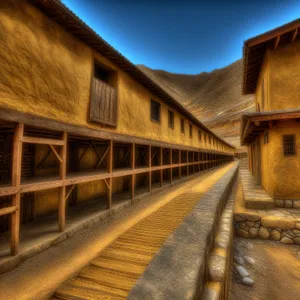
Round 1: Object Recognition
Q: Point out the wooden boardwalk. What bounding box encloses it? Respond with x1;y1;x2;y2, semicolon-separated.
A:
54;164;234;299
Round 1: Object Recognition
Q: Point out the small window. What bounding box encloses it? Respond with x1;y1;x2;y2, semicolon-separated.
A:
283;135;296;157
264;132;268;144
189;125;193;138
151;100;160;123
180;119;185;134
198;129;201;141
168;110;174;129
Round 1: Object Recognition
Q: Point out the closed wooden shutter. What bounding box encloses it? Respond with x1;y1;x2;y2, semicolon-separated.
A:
90;78;117;127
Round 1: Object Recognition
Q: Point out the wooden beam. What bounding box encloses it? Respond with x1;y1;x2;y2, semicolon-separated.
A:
79;142;93;166
0;206;17;217
22;136;65;146
273;36;280;49
49;144;63;163
11;123;24;255
107;140;113;209
160;147;163;187
170;148;173;184
291;28;298;42
131;143;135;200
65;185;76;202
58;131;67;232
95;145;109;168
148;145;152;192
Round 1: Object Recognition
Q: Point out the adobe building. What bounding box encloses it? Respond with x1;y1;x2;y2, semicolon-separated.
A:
241;19;300;203
0;0;234;256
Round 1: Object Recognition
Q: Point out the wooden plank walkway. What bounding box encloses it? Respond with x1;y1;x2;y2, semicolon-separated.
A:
54;163;234;300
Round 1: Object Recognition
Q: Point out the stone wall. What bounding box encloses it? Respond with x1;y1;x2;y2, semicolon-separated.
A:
127;162;239;300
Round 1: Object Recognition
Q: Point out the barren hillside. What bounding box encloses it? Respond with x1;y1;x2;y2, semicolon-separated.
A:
138;60;255;150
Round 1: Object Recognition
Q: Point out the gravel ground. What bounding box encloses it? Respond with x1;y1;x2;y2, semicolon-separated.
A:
230;237;300;300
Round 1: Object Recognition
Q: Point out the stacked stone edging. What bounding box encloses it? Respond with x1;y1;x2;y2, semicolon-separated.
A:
274;199;300;209
127;162;239;300
234;213;300;245
201;180;237;300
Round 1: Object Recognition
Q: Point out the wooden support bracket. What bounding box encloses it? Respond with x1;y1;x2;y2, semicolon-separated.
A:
49;144;63;163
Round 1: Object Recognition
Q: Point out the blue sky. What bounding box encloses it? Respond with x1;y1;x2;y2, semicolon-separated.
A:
62;0;300;74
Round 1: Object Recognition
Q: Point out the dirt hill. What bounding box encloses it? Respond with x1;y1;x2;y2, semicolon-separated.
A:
137;59;255;151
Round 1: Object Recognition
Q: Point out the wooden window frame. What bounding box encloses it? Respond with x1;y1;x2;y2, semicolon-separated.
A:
189;124;193;138
168;110;174;129
89;60;118;127
283;134;296;157
180;119;185;134
150;99;161;124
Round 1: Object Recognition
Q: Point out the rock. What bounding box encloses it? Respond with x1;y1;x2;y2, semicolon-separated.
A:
236;229;249;238
244;241;253;250
274;200;284;207
234;247;243;257
283;230;296;239
208;254;226;282
293;229;300;234
245;214;261;222
294;202;300;209
242;277;254;286
296;223;300;230
240;222;246;229
270;229;281;241
235;215;247;222
261;216;295;230
284;200;293;208
244;256;255;265
235;265;249;278
294;238;300;245
249;227;259;238
244;225;249;231
246;221;255;227
234;256;245;265
280;237;294;244
259;227;270;239
254;222;261;228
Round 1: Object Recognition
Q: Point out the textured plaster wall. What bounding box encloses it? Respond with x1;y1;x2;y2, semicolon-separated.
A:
255;51;270;112
0;0;233;154
270;125;300;199
256;39;300;112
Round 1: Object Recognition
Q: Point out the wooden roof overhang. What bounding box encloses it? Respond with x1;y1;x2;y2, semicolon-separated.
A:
243;19;300;95
26;0;234;150
241;109;300;145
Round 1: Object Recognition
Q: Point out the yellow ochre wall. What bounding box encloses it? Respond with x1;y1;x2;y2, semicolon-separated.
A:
250;124;300;200
0;0;233;154
255;39;300;112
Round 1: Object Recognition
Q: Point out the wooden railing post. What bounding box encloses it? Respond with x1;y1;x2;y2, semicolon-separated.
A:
131;143;135;200
160;147;163;187
170;148;173;184
187;151;189;176
148;145;152;192
107;140;113;209
11;123;24;255
58;131;67;232
179;149;182;179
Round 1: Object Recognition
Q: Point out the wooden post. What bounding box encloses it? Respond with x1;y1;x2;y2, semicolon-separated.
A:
192;152;195;174
179;149;182;179
170;148;173;184
148;145;151;192
58;131;67;232
187;151;189;176
160;147;163;187
107;140;113;209
131;143;135;200
11;123;24;255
